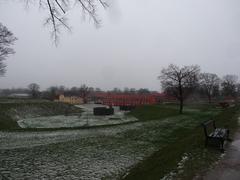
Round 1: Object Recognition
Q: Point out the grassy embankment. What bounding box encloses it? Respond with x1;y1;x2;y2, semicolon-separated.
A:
123;104;240;180
0;99;82;130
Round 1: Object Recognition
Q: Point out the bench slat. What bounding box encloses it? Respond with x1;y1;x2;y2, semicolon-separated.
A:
209;128;226;138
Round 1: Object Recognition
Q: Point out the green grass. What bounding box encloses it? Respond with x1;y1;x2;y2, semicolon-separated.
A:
123;104;240;180
129;104;218;121
128;105;179;121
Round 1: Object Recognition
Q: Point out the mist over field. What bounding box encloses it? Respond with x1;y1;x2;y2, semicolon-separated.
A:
1;0;240;90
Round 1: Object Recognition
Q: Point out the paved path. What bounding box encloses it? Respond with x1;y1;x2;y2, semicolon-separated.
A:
199;130;240;180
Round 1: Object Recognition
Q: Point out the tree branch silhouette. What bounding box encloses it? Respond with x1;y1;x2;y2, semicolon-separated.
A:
24;0;108;45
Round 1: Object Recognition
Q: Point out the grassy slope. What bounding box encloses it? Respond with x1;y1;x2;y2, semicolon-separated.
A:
0;100;82;130
123;104;240;180
128;105;179;121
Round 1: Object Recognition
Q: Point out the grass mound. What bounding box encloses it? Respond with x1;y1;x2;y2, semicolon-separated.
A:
0;100;82;130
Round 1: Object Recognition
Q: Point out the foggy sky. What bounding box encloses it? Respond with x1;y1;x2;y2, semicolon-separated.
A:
0;0;240;91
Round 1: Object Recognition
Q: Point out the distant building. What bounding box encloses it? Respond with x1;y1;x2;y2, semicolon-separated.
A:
8;93;30;98
55;94;84;105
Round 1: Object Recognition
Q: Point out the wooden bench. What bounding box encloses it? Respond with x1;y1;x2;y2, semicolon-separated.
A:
202;120;229;151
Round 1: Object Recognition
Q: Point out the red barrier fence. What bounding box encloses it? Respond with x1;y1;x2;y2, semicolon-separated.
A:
91;93;165;106
102;94;157;106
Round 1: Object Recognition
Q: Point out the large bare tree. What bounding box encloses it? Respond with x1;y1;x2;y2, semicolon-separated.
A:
199;73;220;103
0;23;17;76
221;74;238;98
159;64;200;114
24;0;108;44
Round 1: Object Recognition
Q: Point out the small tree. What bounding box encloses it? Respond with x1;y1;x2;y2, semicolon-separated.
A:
45;86;59;100
28;83;40;98
159;64;200;114
124;87;130;93
111;88;122;93
79;84;90;103
0;23;17;76
129;88;136;94
138;88;150;94
199;73;220;103
95;88;102;92
221;75;238;98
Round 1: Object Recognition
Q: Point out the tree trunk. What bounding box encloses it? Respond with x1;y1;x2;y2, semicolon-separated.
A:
179;98;183;114
179;82;183;114
208;94;212;104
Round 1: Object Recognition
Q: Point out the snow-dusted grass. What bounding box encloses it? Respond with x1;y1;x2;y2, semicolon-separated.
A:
17;104;138;129
1;104;238;180
0;106;219;179
17;114;138;129
0;118;174;179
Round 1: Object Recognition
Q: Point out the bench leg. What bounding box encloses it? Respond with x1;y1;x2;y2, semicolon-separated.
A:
205;138;208;147
226;129;231;141
220;139;224;152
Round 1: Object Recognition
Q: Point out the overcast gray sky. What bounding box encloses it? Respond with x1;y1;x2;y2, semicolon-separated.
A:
0;0;240;91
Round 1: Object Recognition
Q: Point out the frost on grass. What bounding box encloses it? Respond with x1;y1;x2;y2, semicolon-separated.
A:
0;122;158;179
161;153;189;180
17;104;138;129
0;115;191;179
0;106;218;179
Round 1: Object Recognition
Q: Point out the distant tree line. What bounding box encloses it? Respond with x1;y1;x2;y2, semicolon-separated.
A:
41;86;155;100
108;87;156;94
0;83;156;100
159;64;240;114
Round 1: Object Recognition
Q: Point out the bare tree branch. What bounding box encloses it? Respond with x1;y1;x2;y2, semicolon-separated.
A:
23;0;108;45
0;23;17;76
55;0;66;13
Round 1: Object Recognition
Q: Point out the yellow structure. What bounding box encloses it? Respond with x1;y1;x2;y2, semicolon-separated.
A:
56;94;84;105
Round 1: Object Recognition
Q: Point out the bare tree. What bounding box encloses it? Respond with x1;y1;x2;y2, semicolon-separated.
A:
79;84;90;103
23;0;108;44
129;88;136;94
28;83;40;98
111;88;122;93
138;88;150;94
0;23;17;76
95;87;102;92
221;75;238;98
199;73;220;103
43;86;59;100
159;64;200;114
